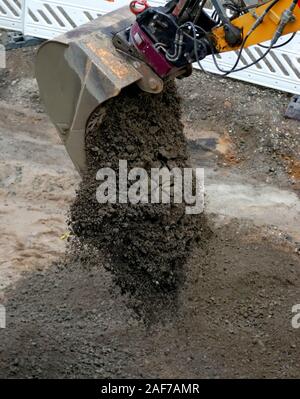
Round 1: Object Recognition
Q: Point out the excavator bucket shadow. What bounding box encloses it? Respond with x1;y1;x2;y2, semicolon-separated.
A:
36;6;163;174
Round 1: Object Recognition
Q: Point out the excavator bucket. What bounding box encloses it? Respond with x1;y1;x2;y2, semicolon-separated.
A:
36;6;163;174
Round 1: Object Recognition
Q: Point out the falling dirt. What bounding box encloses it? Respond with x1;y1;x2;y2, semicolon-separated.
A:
69;82;210;317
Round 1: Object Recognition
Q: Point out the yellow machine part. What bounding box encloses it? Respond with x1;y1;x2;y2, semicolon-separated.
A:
212;0;300;52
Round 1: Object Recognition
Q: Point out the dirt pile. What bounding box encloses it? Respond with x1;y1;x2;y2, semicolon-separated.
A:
69;82;209;300
1;222;300;379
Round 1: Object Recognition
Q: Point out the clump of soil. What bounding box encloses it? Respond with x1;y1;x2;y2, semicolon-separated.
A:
69;81;209;306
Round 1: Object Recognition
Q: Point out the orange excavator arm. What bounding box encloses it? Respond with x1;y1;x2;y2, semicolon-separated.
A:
212;0;300;52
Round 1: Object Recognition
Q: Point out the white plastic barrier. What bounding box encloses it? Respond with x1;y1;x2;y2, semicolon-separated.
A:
0;0;299;94
23;0;119;38
0;0;23;31
201;35;300;95
21;0;164;38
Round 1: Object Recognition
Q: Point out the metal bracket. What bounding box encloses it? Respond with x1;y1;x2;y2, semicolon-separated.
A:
285;95;300;121
210;0;242;46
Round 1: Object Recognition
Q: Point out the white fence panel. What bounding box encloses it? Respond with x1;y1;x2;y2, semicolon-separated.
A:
0;0;299;94
0;0;23;31
23;0;127;38
198;9;300;95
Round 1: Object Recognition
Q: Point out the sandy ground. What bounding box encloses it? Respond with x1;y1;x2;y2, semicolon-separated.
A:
0;46;300;378
0;100;79;291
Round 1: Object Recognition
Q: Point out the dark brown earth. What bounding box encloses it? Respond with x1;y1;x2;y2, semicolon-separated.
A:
180;73;300;194
0;223;300;378
0;44;300;378
70;82;208;299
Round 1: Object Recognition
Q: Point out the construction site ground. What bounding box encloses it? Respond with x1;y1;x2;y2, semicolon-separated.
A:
0;44;300;378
